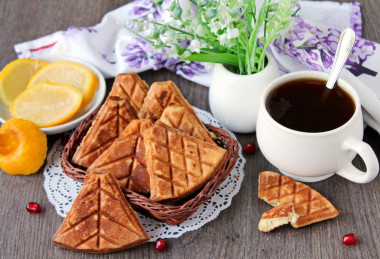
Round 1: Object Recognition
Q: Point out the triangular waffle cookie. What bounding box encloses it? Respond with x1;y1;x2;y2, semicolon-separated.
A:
258;202;299;232
258;171;340;228
109;73;149;114
143;121;227;202
53;172;150;253
139;81;202;124
88;119;152;193
159;106;215;144
72;97;138;168
72;73;149;168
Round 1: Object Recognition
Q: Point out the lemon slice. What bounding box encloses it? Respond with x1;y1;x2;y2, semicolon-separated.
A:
0;59;48;106
10;81;83;127
27;61;98;106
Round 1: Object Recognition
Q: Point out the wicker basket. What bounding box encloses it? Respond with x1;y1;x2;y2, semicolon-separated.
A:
61;108;239;225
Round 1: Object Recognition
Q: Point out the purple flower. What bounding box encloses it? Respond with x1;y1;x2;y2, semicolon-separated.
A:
178;66;195;77
271;10;376;78
152;51;168;70
319;29;340;55
273;37;297;56
305;58;324;71
165;58;181;72
350;2;362;37
294;16;311;30
121;38;152;68
286;27;305;41
175;62;207;77
320;51;333;69
132;6;151;16
128;0;164;20
309;26;322;36
305;36;319;46
352;39;376;62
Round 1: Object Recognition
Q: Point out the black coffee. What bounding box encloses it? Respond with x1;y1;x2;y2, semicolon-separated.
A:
266;78;355;132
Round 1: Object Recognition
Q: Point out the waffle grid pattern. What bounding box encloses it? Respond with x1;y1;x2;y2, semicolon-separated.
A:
145;124;222;201
259;172;340;227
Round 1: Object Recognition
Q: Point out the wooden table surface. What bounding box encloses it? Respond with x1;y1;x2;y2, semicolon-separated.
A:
0;1;379;258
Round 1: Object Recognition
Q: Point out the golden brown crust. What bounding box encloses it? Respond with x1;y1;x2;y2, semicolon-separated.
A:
258;171;341;228
159;106;216;145
261;202;295;219
53;172;150;253
87;119;152;194
143;121;227;202
109;73;149;114
72;73;149;168
258;203;298;232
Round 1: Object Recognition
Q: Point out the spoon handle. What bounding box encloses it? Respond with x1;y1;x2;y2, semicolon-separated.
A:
326;28;356;90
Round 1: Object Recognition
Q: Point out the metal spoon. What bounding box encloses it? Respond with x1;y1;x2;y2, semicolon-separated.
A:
325;28;356;90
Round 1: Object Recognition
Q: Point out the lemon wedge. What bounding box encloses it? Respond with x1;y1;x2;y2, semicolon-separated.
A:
27;61;98;106
0;59;48;106
10;81;83;127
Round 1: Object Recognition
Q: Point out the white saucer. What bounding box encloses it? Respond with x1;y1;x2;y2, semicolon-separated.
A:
279;170;334;182
0;55;106;135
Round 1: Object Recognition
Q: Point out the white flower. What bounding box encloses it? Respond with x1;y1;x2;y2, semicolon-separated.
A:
209;20;222;34
188;39;201;53
218;6;232;28
217;33;234;47
167;45;179;58
162;30;177;44
168;20;182;28
135;22;144;32
195;24;208;37
217;33;228;46
226;27;240;40
191;15;202;28
182;49;192;58
183;8;192;19
153;46;164;53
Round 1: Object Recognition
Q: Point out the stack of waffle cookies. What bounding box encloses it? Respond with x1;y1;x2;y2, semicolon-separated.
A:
54;73;228;253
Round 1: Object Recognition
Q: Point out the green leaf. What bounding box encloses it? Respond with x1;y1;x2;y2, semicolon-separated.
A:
199;48;225;54
183;53;239;66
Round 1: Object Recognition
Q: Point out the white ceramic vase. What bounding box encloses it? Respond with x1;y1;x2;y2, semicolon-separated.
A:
209;53;279;133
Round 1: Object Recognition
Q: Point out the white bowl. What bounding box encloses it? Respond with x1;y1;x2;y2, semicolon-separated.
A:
0;55;106;135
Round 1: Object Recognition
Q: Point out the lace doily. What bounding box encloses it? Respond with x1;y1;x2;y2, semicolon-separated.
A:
43;107;246;241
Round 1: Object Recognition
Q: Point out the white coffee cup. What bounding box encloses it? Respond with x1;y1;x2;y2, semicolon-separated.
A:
256;71;379;183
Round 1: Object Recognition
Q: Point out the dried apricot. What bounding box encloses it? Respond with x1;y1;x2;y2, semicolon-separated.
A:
0;118;47;175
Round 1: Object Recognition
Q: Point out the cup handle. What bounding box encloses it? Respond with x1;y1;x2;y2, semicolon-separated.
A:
336;137;379;183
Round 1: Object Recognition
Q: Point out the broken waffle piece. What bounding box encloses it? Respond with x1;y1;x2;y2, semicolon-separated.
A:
258;171;340;228
159;106;215;144
53;172;150;253
72;73;148;168
88;119;152;193
143;121;227;202
258;203;299;232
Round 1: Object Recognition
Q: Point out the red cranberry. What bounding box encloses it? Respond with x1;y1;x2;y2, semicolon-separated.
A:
343;233;359;245
155;238;167;252
242;142;256;154
26;202;41;213
60;136;70;146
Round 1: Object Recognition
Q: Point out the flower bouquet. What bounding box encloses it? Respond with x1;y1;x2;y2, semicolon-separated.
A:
125;0;299;75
